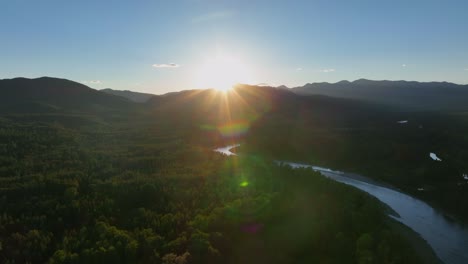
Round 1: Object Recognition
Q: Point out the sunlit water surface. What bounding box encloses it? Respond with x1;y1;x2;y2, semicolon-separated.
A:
213;144;240;156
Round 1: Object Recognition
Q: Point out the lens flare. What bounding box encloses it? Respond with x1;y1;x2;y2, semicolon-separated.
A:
218;120;250;138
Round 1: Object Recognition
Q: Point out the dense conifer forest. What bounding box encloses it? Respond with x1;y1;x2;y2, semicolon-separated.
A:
3;78;468;263
0;112;423;263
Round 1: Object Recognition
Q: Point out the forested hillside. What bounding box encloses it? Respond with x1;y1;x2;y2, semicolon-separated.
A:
0;77;135;114
0;115;423;263
100;89;155;103
0;77;431;263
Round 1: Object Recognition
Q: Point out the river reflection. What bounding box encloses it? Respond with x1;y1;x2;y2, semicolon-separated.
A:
279;161;468;264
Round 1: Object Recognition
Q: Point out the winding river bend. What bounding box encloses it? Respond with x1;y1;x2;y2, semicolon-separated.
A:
214;145;468;264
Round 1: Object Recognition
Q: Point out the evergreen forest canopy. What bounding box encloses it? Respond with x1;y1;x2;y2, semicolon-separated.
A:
1;77;467;263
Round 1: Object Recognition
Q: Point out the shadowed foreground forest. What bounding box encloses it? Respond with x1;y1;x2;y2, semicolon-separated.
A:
0;115;423;263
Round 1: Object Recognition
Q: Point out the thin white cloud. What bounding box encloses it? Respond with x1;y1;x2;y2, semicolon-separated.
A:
319;69;335;73
82;80;102;85
256;83;274;87
402;64;407;67
296;67;303;71
152;63;180;68
192;11;234;23
464;68;468;71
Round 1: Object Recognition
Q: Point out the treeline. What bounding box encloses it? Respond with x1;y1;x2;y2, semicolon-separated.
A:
244;105;468;223
0;116;422;263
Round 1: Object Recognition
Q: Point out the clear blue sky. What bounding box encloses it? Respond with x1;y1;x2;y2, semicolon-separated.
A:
1;0;468;94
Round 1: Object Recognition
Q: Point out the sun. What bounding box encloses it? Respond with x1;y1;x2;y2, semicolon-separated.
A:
193;53;253;91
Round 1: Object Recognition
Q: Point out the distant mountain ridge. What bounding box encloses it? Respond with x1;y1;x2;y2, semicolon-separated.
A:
291;79;468;111
0;77;133;113
100;88;155;103
3;77;468;114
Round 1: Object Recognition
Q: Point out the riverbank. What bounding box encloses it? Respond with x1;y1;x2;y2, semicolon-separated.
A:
387;219;442;264
216;145;468;263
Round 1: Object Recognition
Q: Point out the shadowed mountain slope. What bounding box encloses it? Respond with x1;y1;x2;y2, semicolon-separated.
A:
0;77;134;113
100;88;155;103
292;79;468;111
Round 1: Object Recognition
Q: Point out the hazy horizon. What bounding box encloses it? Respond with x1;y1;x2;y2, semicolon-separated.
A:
3;76;468;96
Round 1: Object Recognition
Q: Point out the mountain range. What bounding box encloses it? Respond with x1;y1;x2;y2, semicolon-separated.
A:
2;77;468;114
291;79;468;111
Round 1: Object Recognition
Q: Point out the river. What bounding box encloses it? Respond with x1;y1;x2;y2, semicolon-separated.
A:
214;145;468;264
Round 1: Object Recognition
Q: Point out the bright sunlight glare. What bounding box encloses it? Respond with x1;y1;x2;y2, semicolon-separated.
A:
193;53;254;91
